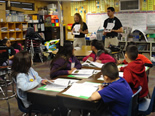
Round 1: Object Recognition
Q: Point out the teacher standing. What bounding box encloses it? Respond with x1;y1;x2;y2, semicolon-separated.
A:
71;13;88;48
103;7;123;48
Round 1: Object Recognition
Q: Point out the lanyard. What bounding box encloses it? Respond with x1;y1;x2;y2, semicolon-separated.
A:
29;70;36;82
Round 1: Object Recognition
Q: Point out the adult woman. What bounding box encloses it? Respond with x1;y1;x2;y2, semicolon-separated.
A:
71;13;88;48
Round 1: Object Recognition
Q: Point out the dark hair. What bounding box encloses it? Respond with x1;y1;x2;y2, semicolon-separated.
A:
127;41;136;47
1;38;8;46
74;13;83;29
126;45;138;60
101;62;118;80
91;40;109;54
11;50;31;79
107;7;115;12
50;41;73;77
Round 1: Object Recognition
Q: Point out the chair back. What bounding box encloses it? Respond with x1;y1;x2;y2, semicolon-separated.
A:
16;96;29;113
127;86;142;116
147;87;155;113
0;46;9;66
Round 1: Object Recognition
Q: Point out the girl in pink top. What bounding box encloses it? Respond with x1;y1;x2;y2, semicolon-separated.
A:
83;40;116;64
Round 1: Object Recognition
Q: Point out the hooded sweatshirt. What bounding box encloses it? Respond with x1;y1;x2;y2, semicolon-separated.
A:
83;50;116;64
120;59;148;98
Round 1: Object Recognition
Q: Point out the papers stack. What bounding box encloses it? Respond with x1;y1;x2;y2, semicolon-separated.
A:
38;78;78;92
82;60;104;68
63;82;100;99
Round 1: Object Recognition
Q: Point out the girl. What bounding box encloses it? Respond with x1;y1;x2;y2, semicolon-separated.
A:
1;38;15;66
71;13;88;48
11;51;48;108
50;41;82;78
83;40;116;64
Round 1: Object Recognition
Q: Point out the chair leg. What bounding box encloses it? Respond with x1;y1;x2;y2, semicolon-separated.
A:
87;112;91;116
39;53;43;63
5;99;11;116
67;110;71;116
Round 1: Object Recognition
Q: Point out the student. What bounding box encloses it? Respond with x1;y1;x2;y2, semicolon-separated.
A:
118;41;153;67
83;40;116;63
1;38;16;66
119;45;149;98
50;41;82;78
71;13;88;48
90;62;133;116
11;51;48;108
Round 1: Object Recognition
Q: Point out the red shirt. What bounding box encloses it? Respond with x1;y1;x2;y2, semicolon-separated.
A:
120;59;148;98
123;54;152;64
83;52;116;64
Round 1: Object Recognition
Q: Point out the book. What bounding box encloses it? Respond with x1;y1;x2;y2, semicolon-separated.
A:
82;59;104;68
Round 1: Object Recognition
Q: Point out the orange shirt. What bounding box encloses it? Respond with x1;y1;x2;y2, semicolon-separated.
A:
123;54;152;64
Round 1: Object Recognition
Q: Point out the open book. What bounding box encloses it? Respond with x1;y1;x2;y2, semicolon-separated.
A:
82;59;104;68
72;69;95;75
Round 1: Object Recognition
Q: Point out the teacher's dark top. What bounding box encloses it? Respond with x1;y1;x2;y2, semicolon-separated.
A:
104;17;122;37
72;22;88;38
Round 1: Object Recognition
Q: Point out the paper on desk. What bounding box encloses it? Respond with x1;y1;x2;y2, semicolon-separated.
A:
72;69;95;75
63;83;98;98
119;72;124;77
73;24;81;35
68;74;92;79
82;60;104;68
117;64;128;69
97;75;104;80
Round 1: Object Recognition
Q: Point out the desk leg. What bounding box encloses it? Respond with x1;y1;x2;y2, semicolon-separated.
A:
67;109;71;116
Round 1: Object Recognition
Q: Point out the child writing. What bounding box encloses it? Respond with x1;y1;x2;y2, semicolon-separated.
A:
91;62;133;116
119;45;148;99
118;41;153;67
50;41;82;78
83;40;116;64
1;38;16;66
11;51;49;108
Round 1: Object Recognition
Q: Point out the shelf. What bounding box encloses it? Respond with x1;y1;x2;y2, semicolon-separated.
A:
16;31;22;32
119;41;127;43
138;51;150;53
10;39;25;41
127;41;149;43
9;31;15;32
1;31;8;33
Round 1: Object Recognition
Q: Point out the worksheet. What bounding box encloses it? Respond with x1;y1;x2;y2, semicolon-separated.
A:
73;24;81;35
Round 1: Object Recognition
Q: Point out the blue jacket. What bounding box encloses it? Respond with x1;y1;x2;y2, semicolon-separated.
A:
15;67;42;108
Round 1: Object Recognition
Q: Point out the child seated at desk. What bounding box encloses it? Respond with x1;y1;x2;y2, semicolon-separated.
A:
50;41;82;78
0;38;16;66
91;62;133;116
11;51;48;108
119;45;148;99
83;40;116;64
118;41;153;67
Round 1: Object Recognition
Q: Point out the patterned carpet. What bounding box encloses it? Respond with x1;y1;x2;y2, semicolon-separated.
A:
0;61;155;116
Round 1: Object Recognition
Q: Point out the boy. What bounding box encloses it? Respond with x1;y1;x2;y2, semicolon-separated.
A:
118;42;153;67
119;45;149;98
91;62;133;116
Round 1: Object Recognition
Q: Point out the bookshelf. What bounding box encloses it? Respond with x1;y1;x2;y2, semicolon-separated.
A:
118;41;155;59
0;22;28;41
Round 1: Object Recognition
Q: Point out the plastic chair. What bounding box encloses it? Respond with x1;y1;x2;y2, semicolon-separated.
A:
127;86;142;116
138;87;155;116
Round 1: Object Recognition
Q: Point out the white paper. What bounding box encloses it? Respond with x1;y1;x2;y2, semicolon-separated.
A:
97;75;104;80
72;69;95;75
119;72;123;77
41;24;45;31
117;64;127;69
106;23;114;30
69;74;92;79
63;83;98;97
82;59;104;68
73;24;81;35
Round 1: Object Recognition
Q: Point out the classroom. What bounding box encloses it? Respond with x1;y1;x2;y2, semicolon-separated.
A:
0;0;155;116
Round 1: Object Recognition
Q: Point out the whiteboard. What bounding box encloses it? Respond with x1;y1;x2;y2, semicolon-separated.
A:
87;12;155;33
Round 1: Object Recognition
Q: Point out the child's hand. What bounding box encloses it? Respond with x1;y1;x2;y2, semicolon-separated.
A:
117;60;123;64
118;68;120;72
96;60;102;63
68;68;76;74
41;80;53;85
98;85;104;91
88;57;94;61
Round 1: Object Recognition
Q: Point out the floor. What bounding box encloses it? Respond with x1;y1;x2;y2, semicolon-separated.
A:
0;61;155;116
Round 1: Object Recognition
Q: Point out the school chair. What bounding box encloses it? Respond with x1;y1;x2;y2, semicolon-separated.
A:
25;38;44;63
138;87;155;116
127;86;142;116
0;46;16;116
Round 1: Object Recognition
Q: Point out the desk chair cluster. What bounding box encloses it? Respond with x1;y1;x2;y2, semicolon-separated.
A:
0;46;16;116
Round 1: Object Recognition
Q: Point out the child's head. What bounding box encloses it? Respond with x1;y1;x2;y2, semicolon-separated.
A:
91;40;104;51
125;45;138;63
101;62;119;83
2;38;11;47
11;51;31;77
57;41;73;57
127;41;136;47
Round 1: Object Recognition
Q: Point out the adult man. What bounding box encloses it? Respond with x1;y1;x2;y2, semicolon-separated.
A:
103;7;123;48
